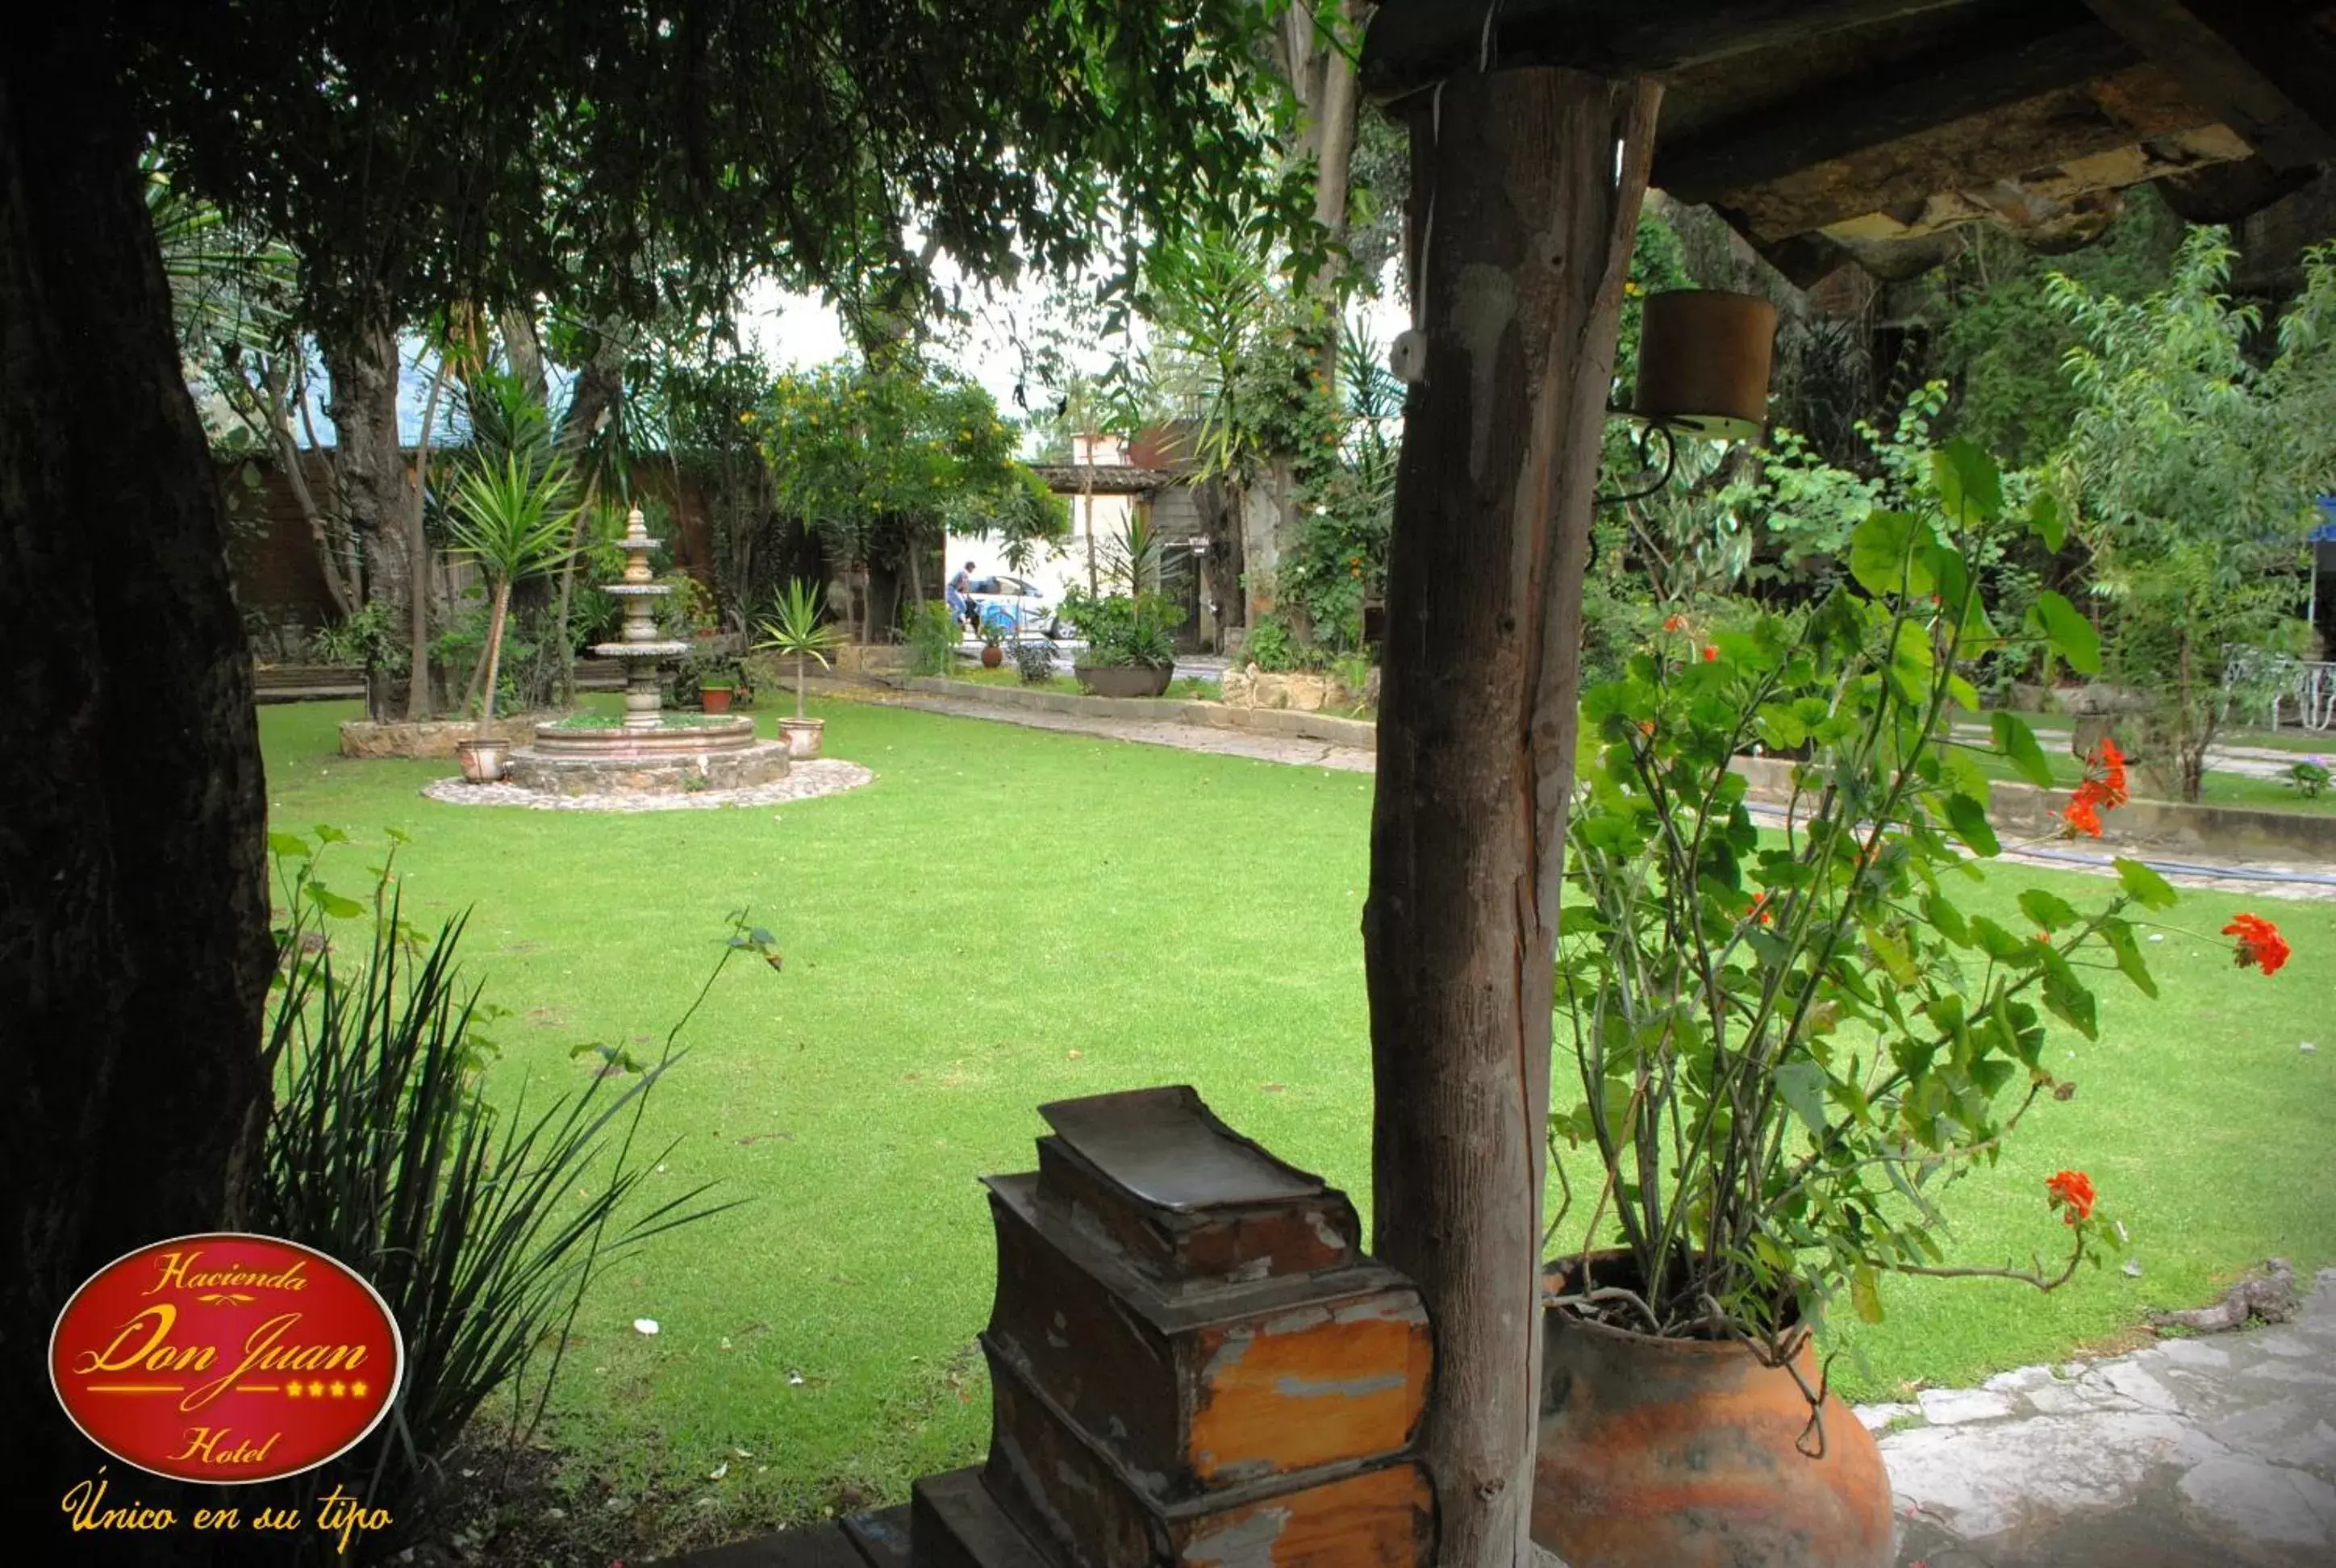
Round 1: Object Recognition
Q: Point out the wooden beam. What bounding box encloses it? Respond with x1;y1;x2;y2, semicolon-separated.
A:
1657;17;2137;204
1363;0;1972;101
1367;63;1660;1568
1712;60;2223;240
2081;0;2336;168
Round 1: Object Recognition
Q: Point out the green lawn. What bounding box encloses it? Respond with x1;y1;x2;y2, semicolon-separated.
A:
258;697;2336;1543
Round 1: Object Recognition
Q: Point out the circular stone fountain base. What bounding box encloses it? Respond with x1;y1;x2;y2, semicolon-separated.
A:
505;723;793;794
421;757;872;812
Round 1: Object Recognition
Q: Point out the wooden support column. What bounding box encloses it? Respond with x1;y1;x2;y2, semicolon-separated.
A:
1363;66;1658;1568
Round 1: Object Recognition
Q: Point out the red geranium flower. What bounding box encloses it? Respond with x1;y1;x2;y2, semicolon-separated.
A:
2222;913;2291;978
1701;644;1719;662
1662;614;1685;632
2062;739;2130;837
2045;1170;2095;1224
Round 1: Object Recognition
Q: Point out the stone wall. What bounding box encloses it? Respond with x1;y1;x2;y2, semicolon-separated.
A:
1217;663;1371;713
338;713;549;759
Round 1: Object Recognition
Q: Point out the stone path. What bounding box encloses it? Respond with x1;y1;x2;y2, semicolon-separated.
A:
1870;1268;2336;1566
419;757;873;811
884;690;1376;773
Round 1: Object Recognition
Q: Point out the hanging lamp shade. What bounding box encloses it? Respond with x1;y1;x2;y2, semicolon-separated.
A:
1630;290;1777;441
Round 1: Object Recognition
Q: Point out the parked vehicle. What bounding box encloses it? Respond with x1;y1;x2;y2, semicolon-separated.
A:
964;574;1060;639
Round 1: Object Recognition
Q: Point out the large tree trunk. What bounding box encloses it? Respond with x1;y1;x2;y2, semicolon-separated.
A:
2;15;273;1559
320;312;415;717
1362;67;1658;1568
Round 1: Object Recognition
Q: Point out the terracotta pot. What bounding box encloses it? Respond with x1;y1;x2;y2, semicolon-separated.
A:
454;738;507;785
1533;1256;1892;1568
1073;662;1173;699
981;643;1004;669
778;716;824;759
700;686;735;715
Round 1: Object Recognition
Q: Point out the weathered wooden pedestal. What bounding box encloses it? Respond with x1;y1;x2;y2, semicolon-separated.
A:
661;1086;1433;1568
918;1085;1435;1567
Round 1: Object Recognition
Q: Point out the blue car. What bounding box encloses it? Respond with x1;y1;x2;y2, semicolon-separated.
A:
964;575;1061;639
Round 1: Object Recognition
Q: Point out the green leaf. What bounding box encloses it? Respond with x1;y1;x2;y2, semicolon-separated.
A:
1923;892;1971;946
2029;591;2100;677
2112;857;2178;911
312;824;350;844
1850;1264;1885;1324
2038;947;2099;1040
301;882;365;920
1849;511;1934;599
268;832;311;859
2030;491;2067;552
1943;792;2000;857
1932;439;2003;523
2100;919;2160;999
1863;922;1919;987
1991;712;2056;789
1970;915;2041;965
1772;1060;1830;1139
2017;889;2081;932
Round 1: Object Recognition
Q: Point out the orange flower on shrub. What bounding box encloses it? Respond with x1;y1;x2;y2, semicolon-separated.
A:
2062;738;2130;838
2222;913;2291;978
2045;1170;2095;1224
1701;644;1719;662
1662;614;1685;632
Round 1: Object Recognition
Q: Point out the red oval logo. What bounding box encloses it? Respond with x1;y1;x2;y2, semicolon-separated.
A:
49;1233;403;1484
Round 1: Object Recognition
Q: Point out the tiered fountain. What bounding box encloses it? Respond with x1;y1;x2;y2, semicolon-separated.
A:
503;507;792;796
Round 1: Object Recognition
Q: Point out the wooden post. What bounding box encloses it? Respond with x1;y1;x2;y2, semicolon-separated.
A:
1362;66;1659;1568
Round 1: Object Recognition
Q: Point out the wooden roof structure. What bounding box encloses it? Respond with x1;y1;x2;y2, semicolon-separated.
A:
1366;0;2336;283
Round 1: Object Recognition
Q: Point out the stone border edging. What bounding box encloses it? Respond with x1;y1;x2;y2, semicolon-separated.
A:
899;677;1378;751
1729;754;2336;861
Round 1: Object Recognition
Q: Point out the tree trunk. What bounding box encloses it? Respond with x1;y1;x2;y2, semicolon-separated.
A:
405;353;453;719
500;303;548;408
478;581;511;732
320;313;413;718
2;19;273;1559
1362;67;1659;1568
258;354;357;618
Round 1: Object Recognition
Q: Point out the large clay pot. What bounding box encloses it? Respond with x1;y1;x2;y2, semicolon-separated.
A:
700;686;735;715
981;642;1004;669
1073;662;1173;699
778;716;824;759
454;738;507;785
1533;1256;1892;1568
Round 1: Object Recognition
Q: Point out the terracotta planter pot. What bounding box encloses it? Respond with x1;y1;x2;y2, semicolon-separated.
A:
700;686;735;715
981;643;1004;669
778;716;824;759
1533;1256;1892;1568
454;738;507;785
1073;662;1173;699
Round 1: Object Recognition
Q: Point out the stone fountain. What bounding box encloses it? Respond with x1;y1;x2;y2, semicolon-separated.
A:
500;507;792;796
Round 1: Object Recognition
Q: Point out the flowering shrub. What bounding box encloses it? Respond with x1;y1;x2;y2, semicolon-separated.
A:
1552;440;2285;1357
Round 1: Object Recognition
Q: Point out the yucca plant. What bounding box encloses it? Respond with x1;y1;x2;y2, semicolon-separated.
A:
444;452;582;734
252;830;760;1558
754;578;846;719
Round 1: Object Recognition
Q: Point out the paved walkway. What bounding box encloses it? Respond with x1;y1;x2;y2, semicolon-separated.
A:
1872;1269;2336;1566
1949;721;2332;784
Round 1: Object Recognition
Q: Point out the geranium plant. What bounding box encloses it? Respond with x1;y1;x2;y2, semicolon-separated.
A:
1552;440;2286;1372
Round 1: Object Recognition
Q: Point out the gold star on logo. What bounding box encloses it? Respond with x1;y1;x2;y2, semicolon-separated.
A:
350;1379;369;1399
308;1380;326;1398
330;1380;348;1399
286;1382;303;1399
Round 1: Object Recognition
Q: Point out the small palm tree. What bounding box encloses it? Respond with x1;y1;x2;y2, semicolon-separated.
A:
444;452;582;736
754;579;846;719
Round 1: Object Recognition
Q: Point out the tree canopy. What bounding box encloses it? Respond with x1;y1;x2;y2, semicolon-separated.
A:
136;1;1312;337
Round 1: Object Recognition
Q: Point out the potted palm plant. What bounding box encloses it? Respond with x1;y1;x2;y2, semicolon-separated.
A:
754;579;845;757
444;450;582;783
1534;444;2283;1568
